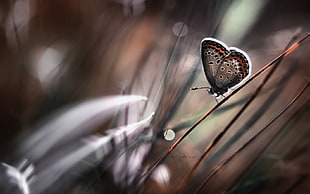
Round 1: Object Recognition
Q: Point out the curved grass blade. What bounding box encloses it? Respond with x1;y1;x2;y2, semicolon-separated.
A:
138;33;310;189
19;95;147;162
195;82;309;193
176;32;302;192
30;112;153;193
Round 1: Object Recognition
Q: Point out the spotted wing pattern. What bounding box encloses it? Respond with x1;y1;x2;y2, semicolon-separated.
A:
215;49;251;89
201;38;251;96
201;38;229;88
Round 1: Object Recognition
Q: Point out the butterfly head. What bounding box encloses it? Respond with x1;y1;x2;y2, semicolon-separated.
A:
208;87;215;96
208;87;228;97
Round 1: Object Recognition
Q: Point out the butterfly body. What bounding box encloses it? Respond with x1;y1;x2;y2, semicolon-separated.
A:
201;38;251;97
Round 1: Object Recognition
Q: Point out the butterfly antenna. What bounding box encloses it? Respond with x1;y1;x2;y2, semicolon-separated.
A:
191;86;211;90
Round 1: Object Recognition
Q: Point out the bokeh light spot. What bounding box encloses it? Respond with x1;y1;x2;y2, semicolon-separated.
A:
164;129;175;141
172;22;188;37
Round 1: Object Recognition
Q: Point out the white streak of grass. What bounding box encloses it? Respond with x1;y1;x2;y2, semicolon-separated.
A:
31;112;154;194
22;95;147;161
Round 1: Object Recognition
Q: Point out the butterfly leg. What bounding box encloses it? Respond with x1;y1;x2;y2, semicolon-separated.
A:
214;97;219;103
214;93;222;103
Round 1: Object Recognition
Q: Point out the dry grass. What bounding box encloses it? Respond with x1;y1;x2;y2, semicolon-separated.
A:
0;0;309;193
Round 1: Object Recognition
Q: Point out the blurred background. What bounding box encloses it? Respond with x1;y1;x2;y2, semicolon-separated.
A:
0;0;309;193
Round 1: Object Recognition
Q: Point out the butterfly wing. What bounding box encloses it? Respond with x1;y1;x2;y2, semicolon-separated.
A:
201;38;230;89
215;49;251;89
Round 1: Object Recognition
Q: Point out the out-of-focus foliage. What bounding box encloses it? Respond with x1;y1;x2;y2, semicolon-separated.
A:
0;0;309;193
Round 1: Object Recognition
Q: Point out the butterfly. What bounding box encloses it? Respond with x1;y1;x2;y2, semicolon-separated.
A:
199;38;252;97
